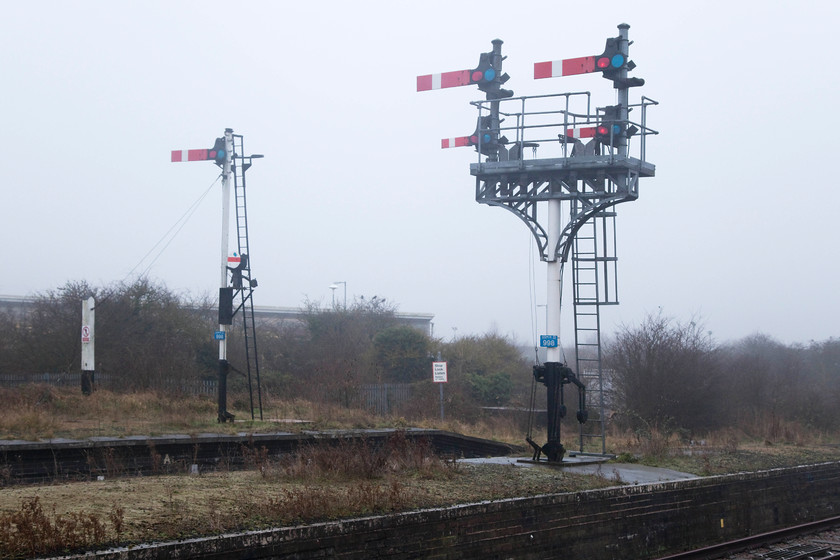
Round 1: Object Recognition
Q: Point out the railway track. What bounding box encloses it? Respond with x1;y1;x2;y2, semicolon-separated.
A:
657;517;840;560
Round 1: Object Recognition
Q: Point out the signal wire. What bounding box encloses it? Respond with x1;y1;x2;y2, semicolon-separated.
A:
122;174;221;283
558;259;568;364
526;231;539;442
528;230;539;363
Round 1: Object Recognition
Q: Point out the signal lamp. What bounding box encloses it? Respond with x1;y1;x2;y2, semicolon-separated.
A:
597;53;625;70
469;52;494;87
595;105;626;148
211;137;226;166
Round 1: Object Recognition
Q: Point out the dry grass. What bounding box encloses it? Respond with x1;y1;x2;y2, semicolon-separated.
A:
0;386;222;441
0;386;533;444
0;387;404;441
0;433;612;558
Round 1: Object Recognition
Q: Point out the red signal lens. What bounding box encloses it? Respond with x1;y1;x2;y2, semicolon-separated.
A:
471;71;484;82
596;126;609;136
596;57;610;69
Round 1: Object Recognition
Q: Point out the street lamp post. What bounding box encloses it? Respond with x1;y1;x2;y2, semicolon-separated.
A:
329;281;347;308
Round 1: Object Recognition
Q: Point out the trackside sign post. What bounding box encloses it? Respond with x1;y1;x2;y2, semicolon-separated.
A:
81;297;95;395
433;361;448;383
433;361;447;420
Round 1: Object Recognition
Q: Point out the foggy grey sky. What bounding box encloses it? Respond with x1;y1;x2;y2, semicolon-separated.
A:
3;1;838;347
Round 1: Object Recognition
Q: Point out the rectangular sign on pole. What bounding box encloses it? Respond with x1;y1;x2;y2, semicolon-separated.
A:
432;361;448;383
540;335;558;348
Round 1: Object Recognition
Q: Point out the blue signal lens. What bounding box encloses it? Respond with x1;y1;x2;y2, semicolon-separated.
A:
217;150;225;158
612;125;621;134
482;134;492;143
483;68;496;82
611;54;625;68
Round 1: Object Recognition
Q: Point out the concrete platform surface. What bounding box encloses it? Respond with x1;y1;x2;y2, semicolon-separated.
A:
561;462;698;484
461;455;697;484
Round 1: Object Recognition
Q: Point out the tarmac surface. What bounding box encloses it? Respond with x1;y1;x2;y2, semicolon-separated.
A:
461;454;698;484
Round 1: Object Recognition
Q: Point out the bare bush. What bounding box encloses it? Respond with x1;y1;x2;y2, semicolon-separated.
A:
606;313;725;435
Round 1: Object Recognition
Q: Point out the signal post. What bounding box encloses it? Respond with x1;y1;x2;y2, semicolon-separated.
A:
172;129;263;423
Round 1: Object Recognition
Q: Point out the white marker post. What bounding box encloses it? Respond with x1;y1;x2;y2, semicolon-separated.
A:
81;296;95;394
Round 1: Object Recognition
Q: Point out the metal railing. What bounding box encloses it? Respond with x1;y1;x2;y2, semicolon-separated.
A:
470;91;658;164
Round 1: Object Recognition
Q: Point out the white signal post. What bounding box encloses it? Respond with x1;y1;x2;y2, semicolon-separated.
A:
545;200;563;363
216;128;235;423
219;129;233;363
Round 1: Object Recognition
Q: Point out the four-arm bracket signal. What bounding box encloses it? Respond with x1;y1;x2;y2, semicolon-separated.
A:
416;24;658;463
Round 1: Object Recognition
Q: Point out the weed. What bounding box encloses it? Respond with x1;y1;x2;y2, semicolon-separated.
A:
614;452;637;463
108;504;124;543
0;496;120;558
103;447;124;478
147;440;162;474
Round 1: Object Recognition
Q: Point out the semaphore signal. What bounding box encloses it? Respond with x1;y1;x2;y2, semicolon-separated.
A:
417;40;512;162
534;29;644;89
417;45;512;99
170;129;264;424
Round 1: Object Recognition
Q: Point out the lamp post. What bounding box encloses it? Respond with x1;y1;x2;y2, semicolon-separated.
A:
329;281;346;309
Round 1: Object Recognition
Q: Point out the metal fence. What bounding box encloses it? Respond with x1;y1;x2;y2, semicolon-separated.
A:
0;372;80;387
0;373;217;396
0;375;411;411
359;384;411;415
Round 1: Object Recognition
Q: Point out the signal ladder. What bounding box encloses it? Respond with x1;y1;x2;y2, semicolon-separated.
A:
571;206;618;455
231;133;263;421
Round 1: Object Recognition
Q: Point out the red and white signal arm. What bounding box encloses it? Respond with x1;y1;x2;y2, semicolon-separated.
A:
432;361;448;383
